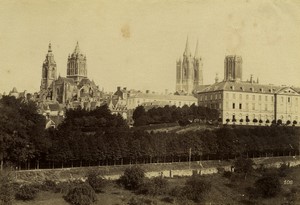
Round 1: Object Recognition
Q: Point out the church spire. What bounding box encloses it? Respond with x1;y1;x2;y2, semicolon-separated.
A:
194;39;200;59
183;36;191;57
48;42;52;53
74;41;80;54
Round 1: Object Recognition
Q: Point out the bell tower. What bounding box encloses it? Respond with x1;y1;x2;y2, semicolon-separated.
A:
40;43;57;91
67;42;87;83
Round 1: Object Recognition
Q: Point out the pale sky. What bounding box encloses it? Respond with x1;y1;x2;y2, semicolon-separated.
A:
0;0;300;94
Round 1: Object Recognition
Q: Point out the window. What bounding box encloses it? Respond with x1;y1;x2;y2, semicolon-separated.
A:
233;93;236;99
239;103;242;109
232;103;235;109
271;96;274;102
281;97;284;103
252;95;255;100
288;97;290;103
265;104;267;111
265;96;268;101
259;95;261;101
239;94;242;100
226;102;228;109
226;93;229;99
246;103;249;110
252;103;255;110
246;95;249;100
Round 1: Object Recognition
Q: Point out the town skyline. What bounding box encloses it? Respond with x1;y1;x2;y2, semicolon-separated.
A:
1;0;300;94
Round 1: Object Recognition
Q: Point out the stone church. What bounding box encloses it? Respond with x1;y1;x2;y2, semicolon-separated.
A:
39;42;103;112
176;38;203;94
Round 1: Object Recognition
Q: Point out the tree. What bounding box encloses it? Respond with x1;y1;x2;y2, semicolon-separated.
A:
183;175;211;202
277;119;282;125
286;120;291;126
254;174;281;198
293;120;297;126
234;157;254;179
119;166;145;190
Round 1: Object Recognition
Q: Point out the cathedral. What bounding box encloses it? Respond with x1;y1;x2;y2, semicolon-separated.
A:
176;38;203;94
39;42;103;111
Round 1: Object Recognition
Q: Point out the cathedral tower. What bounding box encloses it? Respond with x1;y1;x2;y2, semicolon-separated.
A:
67;42;87;83
224;55;242;82
40;43;57;91
176;38;203;94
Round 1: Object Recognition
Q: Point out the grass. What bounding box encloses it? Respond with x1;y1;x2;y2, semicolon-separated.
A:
13;166;300;205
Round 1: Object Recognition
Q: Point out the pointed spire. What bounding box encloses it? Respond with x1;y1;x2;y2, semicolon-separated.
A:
215;73;219;83
74;41;80;54
48;42;52;52
183;36;191;57
194;39;200;58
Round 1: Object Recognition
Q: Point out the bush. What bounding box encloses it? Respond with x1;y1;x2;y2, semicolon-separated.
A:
15;184;38;201
64;183;97;205
119;166;145;190
0;172;14;205
42;179;57;191
137;177;168;196
182;175;211;202
223;171;232;179
278;163;289;177
254;174;281;198
86;170;108;193
127;196;157;205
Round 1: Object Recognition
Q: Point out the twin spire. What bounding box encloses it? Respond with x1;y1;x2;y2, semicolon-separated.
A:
183;36;200;59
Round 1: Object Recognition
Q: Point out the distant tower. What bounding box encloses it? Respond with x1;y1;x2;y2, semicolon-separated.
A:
67;42;87;83
224;55;242;82
176;37;203;94
40;43;57;91
193;40;203;87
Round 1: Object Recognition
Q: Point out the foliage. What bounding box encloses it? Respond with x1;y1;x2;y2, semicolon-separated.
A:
132;104;219;127
254;174;281;198
15;184;39;201
278;163;290;177
234;157;254;179
119;166;145;190
0;172;14;205
127;196;157;205
182;175;211;202
64;183;97;205
137;176;168;196
86;170;108;193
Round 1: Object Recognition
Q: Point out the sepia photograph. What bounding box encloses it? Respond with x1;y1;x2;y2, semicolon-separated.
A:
1;0;300;204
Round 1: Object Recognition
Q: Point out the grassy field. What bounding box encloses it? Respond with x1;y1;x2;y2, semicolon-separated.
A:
13;165;300;205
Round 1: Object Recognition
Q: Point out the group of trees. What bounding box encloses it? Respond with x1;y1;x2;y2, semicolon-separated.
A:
132;104;219;126
1;95;300;170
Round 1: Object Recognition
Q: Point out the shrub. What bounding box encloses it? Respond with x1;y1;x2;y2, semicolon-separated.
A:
182;175;211;202
254;174;281;198
127;196;157;205
223;171;232;179
15;184;38;201
137;177;168;196
86;170;108;193
278;163;290;177
64;183;97;205
42;180;57;191
234;157;254;179
119;166;145;190
0;172;14;205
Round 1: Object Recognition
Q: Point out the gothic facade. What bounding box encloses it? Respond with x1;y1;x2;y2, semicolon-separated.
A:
39;43;103;112
176;38;203;94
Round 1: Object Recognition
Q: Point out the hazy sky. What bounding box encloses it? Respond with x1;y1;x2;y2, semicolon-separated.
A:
0;0;300;94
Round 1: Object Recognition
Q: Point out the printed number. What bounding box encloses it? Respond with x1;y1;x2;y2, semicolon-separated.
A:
284;180;293;185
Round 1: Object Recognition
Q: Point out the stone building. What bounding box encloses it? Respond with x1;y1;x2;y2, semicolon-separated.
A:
176;38;203;94
38;42;104;125
197;55;300;126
